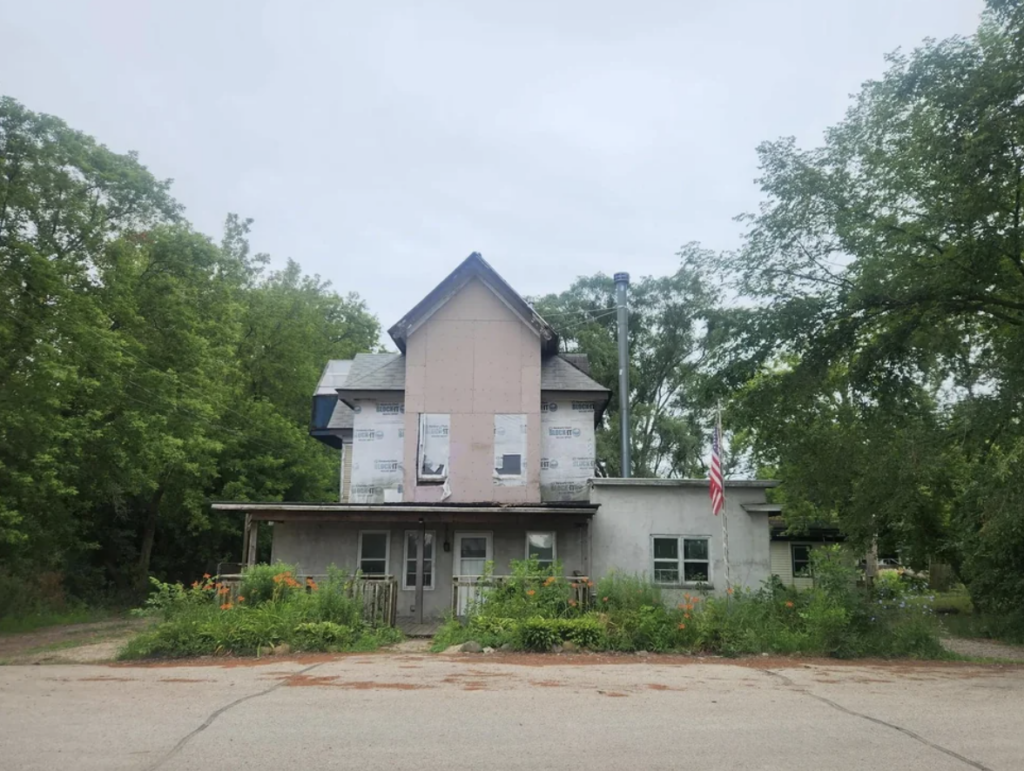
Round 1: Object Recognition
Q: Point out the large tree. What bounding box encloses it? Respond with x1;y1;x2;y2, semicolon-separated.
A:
718;0;1024;612
532;245;724;478
0;98;380;602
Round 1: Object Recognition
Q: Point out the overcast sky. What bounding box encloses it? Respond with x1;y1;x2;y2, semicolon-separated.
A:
2;0;985;333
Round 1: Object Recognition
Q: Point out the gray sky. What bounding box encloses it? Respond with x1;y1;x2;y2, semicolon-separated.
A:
2;0;985;333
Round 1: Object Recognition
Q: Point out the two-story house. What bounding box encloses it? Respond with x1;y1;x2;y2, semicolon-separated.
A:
214;254;779;625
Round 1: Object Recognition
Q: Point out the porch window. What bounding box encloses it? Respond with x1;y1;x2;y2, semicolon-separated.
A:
494;414;526;481
525;532;556;568
653;535;712;585
403;530;435;590
792;544;812;577
418;414;450;481
358;531;389;576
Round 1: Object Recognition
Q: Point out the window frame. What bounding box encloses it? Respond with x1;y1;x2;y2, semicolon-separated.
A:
525;531;557;568
651;534;713;587
792;543;813;578
417;414;450;483
493;413;526;480
357;530;391;577
402;530;435;591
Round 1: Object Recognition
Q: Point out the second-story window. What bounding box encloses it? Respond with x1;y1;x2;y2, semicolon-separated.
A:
494;413;527;484
418;414;450;482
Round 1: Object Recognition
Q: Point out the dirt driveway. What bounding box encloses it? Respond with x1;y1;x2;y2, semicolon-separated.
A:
0;617;148;664
1;653;1022;771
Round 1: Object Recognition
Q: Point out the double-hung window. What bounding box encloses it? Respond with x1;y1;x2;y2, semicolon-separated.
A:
358;531;389;576
792;544;812;577
525;532;556;569
403;531;435;590
652;535;711;585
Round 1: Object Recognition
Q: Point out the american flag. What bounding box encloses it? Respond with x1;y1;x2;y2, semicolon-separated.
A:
709;410;724;516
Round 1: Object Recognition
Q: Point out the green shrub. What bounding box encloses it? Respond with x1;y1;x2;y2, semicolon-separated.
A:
293;621;356;651
595;571;663;612
240;562;302;605
517;617;560;651
118;563;402;659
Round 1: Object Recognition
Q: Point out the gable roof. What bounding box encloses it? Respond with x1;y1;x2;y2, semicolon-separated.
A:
331;352;608;397
387;252;559;356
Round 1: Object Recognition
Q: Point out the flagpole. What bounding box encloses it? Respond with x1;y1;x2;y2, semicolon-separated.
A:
719;405;731;594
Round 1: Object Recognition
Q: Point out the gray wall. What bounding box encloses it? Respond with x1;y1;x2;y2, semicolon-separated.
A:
271;520;586;620
589;482;772;601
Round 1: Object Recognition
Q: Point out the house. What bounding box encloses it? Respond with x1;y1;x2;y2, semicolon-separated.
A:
768;515;845;589
213;253;779;624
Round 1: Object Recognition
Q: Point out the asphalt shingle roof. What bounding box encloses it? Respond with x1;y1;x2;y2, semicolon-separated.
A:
317;353;607;432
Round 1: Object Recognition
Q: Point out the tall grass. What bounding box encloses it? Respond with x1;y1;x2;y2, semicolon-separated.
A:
433;549;948;658
119;563;401;659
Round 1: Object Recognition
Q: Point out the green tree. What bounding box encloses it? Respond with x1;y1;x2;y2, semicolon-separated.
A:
532;244;724;477
719;0;1024;612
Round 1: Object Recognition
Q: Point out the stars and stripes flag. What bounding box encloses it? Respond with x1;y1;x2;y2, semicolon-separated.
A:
709;409;724;516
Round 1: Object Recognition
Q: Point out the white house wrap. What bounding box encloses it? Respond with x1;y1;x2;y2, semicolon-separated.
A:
350;399;406;503
540;400;596;501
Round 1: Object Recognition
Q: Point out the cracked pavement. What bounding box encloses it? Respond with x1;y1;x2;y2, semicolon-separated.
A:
1;654;1022;770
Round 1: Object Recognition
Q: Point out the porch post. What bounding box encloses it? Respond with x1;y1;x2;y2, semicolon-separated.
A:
415;521;425;625
247;521;259;567
241;513;252;565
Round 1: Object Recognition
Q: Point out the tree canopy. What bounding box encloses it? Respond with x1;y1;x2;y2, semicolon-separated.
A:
0;97;379;600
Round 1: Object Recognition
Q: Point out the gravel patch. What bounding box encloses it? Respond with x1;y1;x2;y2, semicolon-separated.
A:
941;636;1024;661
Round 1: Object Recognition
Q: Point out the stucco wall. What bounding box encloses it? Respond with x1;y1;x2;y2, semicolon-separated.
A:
589;483;772;599
271;520;586;620
402;278;542;503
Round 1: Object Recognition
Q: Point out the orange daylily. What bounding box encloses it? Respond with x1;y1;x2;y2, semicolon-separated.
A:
602;596;609;603
220;603;232;610
203;573;211;579
526;589;536;596
727;587;734;595
569;599;577;607
684;613;690;620
678;623;686;630
785;601;794;608
191;581;199;589
237;595;245;602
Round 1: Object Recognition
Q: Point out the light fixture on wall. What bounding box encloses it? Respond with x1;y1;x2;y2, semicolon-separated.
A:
443;523;451;553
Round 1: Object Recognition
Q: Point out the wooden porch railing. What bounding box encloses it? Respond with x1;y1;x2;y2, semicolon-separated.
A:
217;573;398;628
451;575;593;615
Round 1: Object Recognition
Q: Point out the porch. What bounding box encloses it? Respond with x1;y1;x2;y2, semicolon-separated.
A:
211;500;598;626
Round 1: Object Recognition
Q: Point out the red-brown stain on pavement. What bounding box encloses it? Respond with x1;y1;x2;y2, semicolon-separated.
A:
531;680;563;688
159;678;212;683
78;676;134;682
600;691;628;697
647;683;671;691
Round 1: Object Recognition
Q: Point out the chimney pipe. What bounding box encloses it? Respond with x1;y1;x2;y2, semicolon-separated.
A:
614;272;631;477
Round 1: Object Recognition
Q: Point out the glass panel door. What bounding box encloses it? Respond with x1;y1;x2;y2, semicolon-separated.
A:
455;533;492;615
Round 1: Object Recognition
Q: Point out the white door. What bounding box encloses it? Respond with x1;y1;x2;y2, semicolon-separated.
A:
454;532;492;615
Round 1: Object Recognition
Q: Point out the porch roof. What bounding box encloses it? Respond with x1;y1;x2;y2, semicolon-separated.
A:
211;500;599;524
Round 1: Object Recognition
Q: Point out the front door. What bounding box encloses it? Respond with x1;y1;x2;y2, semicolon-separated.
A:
454;532;492;615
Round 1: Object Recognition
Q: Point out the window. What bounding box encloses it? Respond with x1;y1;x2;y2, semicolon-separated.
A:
653;536;711;585
494;414;526;482
525;532;556;568
653;537;679;583
358;531;389;576
792;544;812;577
418;414;450;481
683;538;710;582
403;531;434;590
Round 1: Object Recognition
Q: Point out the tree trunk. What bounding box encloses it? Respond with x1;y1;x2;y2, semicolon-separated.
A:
136;486;165;593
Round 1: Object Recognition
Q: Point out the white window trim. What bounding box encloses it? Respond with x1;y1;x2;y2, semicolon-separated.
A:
357;530;390;577
417;414;448;482
651;534;713;587
525;531;557;566
402;530;435;591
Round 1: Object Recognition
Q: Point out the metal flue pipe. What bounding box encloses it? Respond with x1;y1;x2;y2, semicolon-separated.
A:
614;272;631;477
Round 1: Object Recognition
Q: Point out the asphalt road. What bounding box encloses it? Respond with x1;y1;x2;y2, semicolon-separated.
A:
1;653;1022;771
